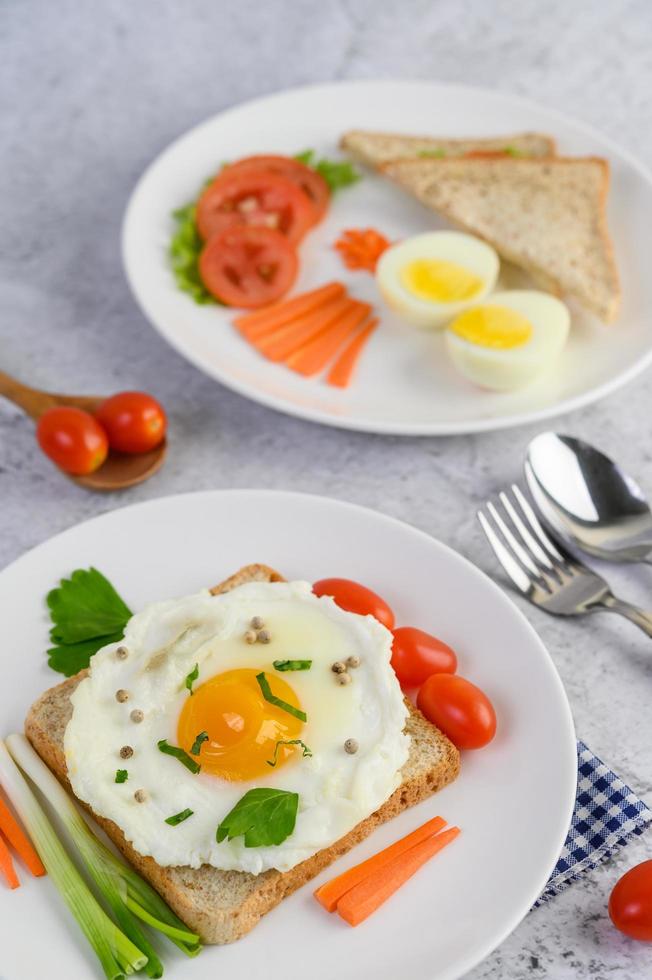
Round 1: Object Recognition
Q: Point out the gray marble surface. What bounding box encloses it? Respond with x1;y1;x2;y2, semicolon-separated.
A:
3;1;652;977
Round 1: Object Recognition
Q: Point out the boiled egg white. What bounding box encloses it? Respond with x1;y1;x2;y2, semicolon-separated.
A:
376;231;500;328
445;290;570;391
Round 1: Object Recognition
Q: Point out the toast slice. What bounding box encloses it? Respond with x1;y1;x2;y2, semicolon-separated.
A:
340;130;555;168
382;155;620;322
25;564;460;944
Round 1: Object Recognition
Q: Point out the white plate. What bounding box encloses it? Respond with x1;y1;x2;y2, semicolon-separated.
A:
1;490;575;980
123;80;652;435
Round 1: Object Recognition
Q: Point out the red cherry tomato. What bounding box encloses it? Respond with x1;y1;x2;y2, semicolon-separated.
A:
417;674;496;750
196;171;315;243
36;406;108;475
312;578;395;629
609;861;652;941
95;391;167;454
199;225;298;308
224;156;330;225
391;626;457;687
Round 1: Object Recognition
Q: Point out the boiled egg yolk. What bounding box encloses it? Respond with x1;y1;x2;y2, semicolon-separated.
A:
177;668;303;781
400;259;484;304
449;305;533;348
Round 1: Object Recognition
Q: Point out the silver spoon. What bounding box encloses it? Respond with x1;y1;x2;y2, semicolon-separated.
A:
525;432;652;564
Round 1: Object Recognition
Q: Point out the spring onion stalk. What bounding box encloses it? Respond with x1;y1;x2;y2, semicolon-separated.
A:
0;740;146;980
6;734;201;961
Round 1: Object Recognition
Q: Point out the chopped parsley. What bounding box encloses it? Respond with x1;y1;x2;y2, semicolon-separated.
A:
256;672;307;723
267;739;312;768
165;808;194;827
216;788;299;847
272;659;312;672
115;769;128;784
157;739;201;774
185;663;199;695
190;731;209;756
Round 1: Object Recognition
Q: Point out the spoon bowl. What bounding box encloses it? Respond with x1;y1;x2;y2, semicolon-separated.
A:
525;432;652;563
0;370;166;491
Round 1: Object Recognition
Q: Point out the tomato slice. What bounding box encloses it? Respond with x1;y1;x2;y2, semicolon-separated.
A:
224;156;330;225
196;171;315;243
199;226;298;308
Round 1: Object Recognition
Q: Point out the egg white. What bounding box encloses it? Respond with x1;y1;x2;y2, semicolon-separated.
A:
64;581;409;874
376;231;500;329
445;290;570;391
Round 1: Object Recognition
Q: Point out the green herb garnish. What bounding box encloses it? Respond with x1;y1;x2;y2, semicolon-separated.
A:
46;568;132;676
267;739;312;768
185;663;199;695
256;672;307;722
417;148;447;158
503;145;523;157
294;150;361;192
157;739;201;774
273;659;312;672
165;808;194;827
216;788;299;847
115;769;128;784
190;731;209;755
169;199;216;306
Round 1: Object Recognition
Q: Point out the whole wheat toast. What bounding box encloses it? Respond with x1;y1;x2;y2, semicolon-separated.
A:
340;130;556;167
25;563;460;944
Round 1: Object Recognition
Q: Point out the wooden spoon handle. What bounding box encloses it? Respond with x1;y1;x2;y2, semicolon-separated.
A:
0;370;59;420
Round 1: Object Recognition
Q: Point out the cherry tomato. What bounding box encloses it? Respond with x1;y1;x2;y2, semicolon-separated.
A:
36;406;108;475
196;171;315;243
312;578;395;629
391;626;457;687
609;861;652;941
224;156;330;225
95;391;167;454
417;674;496;750
199;225;298;308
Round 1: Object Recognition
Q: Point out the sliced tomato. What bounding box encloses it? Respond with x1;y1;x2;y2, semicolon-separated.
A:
224;156;330;225
199;226;298;308
196;171;315;243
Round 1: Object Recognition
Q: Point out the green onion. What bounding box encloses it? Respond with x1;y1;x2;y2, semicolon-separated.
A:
158;738;201;774
4;734;202;966
256;672;307;722
267;739;312;768
0;739;148;979
190;731;209;755
272;660;312;672
185;663;199;695
115;769;128;783
165;808;194;826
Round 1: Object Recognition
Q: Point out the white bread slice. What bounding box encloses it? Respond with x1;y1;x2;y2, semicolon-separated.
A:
382;155;620;322
340;130;555;168
25;564;460;944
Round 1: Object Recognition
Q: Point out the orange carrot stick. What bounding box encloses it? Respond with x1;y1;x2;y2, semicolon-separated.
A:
314;815;446;913
0;832;20;889
233;282;345;333
243;294;353;345
337;826;460;926
255;297;354;362
327;317;378;388
287;303;372;377
0;796;46;877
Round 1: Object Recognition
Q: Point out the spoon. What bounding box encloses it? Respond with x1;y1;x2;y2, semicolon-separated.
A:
525;432;652;564
0;370;166;491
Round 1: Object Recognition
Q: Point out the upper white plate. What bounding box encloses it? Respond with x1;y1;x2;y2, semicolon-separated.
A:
123;80;652;435
1;490;576;980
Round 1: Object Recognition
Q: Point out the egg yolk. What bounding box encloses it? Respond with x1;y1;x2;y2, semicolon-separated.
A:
177;668;303;781
449;305;533;349
400;258;484;304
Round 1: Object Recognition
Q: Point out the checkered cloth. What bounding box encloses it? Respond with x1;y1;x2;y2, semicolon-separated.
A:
536;740;652;905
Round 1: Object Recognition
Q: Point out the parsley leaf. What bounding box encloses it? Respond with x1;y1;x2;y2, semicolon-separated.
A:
190;731;209;755
267;739;312;768
216;788;299;847
157;739;201;774
185;663;199;695
115;769;128;784
295;150;360;192
165;808;194;826
46;568;132;676
273;659;312;672
256;672;307;722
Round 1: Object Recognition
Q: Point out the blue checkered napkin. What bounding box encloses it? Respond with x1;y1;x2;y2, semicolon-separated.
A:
536;740;652;905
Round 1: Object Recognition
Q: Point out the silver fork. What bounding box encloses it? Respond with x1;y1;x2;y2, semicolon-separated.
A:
478;484;652;638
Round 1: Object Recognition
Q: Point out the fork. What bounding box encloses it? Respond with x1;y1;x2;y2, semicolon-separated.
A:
478;484;652;638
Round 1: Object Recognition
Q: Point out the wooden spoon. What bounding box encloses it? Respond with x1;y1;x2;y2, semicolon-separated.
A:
0;370;166;491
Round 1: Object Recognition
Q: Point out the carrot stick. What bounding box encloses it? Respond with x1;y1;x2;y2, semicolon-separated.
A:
0;795;46;877
287;302;372;376
0;832;20;889
314;815;446;913
255;297;354;362
337;826;460;926
326;317;378;388
233;282;345;333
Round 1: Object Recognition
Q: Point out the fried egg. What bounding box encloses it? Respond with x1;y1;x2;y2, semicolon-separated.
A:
376;231;499;328
444;290;570;391
64;581;409;874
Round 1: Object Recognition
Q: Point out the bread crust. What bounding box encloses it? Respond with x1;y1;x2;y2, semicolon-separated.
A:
25;564;460;944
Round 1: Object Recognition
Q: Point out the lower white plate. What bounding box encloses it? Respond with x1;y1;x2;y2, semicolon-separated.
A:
0;491;576;979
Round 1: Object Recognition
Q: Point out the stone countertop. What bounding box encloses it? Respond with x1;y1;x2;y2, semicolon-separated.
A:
2;2;652;977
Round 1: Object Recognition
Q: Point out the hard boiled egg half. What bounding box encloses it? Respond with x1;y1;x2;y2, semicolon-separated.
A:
445;291;570;391
376;231;500;328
